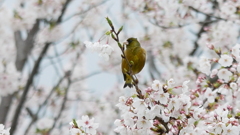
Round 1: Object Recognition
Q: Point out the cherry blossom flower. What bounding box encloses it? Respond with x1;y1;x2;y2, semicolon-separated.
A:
182;80;190;93
132;98;147;115
136;117;151;129
168;97;180;111
214;122;225;134
69;128;82;135
151;91;169;105
151;80;163;93
167;78;175;87
0;124;10;135
99;44;114;61
218;54;233;67
232;44;240;61
217;86;229;95
145;105;162;120
204;88;216;103
199;57;211;75
217;69;233;82
113;125;127;135
115;96;129;112
222;124;240;135
230;82;237;90
210;69;218;78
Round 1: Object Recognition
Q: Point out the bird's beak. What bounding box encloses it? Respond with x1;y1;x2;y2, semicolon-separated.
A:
123;41;128;46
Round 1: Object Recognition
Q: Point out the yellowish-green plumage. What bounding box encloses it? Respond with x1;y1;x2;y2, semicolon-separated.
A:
121;38;146;88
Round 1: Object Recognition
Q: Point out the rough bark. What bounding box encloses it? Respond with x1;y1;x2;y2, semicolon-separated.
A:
15;19;40;71
0;94;13;124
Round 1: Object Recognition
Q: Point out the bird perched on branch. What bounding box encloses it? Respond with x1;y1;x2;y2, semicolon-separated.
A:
121;37;146;88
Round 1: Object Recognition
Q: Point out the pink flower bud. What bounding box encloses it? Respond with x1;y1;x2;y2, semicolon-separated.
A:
210;69;218;78
232;64;237;68
145;87;153;94
206;43;214;50
217;79;224;84
180;110;185;114
190;95;195;99
204;27;210;31
211;69;218;75
212;58;218;62
126;98;133;105
227;105;233;111
230;67;236;72
196;79;201;84
153;120;160;126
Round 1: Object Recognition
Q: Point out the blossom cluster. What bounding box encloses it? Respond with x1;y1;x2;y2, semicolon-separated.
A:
114;79;192;134
69;115;99;135
113;42;240;134
199;43;240;84
114;76;240;134
0;124;10;135
84;41;114;61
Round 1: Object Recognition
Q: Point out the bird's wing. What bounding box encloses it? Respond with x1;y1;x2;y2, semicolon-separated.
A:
121;58;127;81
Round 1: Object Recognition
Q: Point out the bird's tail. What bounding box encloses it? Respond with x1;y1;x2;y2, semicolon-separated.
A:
123;82;133;88
123;74;133;88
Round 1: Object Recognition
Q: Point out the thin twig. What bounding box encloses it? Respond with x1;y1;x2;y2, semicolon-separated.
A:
155;116;170;133
62;0;108;22
56;0;72;23
24;76;66;134
189;6;226;21
72;71;102;83
49;76;71;133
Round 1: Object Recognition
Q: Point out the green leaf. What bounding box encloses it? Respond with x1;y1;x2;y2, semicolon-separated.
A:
105;31;111;35
117;26;123;34
106;17;113;27
111;33;116;40
118;42;122;48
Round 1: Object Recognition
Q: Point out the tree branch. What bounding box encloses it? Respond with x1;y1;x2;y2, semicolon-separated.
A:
56;0;72;23
10;43;51;134
189;6;226;21
49;77;71;133
24;76;66;134
15;19;40;71
62;0;108;22
10;0;73;133
189;3;220;56
0;94;14;124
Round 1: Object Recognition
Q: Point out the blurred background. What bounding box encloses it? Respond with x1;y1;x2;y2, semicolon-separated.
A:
0;0;239;134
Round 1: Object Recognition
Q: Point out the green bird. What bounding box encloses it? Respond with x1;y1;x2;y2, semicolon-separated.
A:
121;37;146;88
